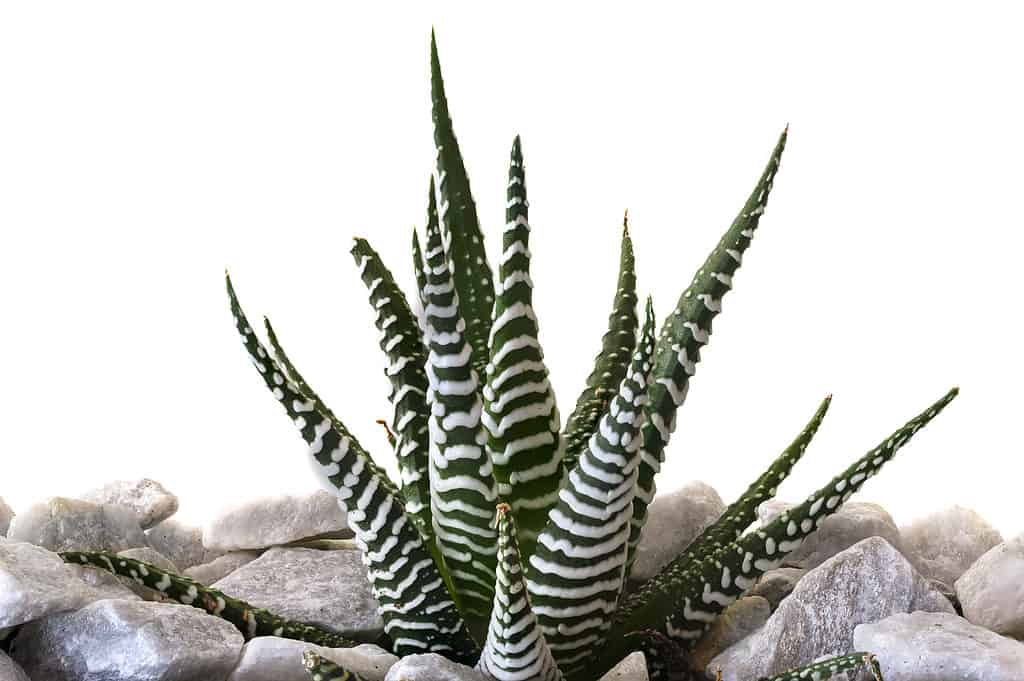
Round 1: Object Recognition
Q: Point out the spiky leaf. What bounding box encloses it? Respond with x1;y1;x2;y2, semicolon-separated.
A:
350;238;432;538
756;652;883;681
421;206;499;633
561;220;638;473
227;276;478;663
526;300;656;678
477;504;563;681
302;651;367;681
62;551;357;647
628;395;832;585
482;136;564;557
430;31;494;377
629;129;789;573
611;387;958;653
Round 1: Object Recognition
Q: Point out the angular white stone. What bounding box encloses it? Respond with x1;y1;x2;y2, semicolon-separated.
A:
631;481;725;582
854;611;1024;681
66;563;143;602
79;478;179;529
212;546;382;638
955;533;1024;638
757;500;902;570
600;651;648;681
9;599;244;681
901;505;1003;585
184;550;263;585
384;654;487;681
146;518;224;570
0;541;103;628
6;497;147;553
0;497;13;537
203;490;351;551
708;537;953;681
746;567;805;611
226;638;397;681
0;650;31;681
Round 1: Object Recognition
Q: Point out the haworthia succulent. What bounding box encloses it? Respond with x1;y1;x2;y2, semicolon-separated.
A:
561;220;638;474
350;237;432;538
61;551;358;648
626;395;832;585
482;136;564;558
302;651;367;681
430;31;494;377
477;504;563;681
420;205;499;632
756;652;883;681
628;129;789;574
526;300;656;679
610;388;958;654
227;276;479;663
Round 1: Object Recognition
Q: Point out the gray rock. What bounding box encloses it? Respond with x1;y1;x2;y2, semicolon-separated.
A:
212;546;381;639
184;550;262;585
146;518;224;570
757;500;902;570
0;542;103;628
66;564;143;602
6;497;147;553
757;499;795;526
630;481;725;582
854;611;1024;680
691;596;771;672
707;537;953;681
747;567;805;611
600;652;648;681
384;654;487;681
226;638;397;681
955;533;1024;638
203;490;351;552
9;598;244;681
0;650;31;681
79;479;179;530
0;498;13;537
118;546;179;572
901;506;1003;585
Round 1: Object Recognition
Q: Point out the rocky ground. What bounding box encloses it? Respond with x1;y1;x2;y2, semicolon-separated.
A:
0;479;1021;681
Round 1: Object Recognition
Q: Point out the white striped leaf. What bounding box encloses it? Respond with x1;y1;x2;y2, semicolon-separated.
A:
421;193;499;636
482;136;564;558
430;31;494;378
226;275;478;663
628;129;789;575
350;237;433;541
477;504;563;681
561;220;638;474
526;300;656;678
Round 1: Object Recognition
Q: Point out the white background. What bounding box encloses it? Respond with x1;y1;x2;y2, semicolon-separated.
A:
1;4;1021;538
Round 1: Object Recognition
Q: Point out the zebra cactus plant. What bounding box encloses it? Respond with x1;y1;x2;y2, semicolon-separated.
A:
63;33;956;681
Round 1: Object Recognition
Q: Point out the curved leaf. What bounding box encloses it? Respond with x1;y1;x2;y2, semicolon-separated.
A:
227;275;478;663
629;129;789;572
